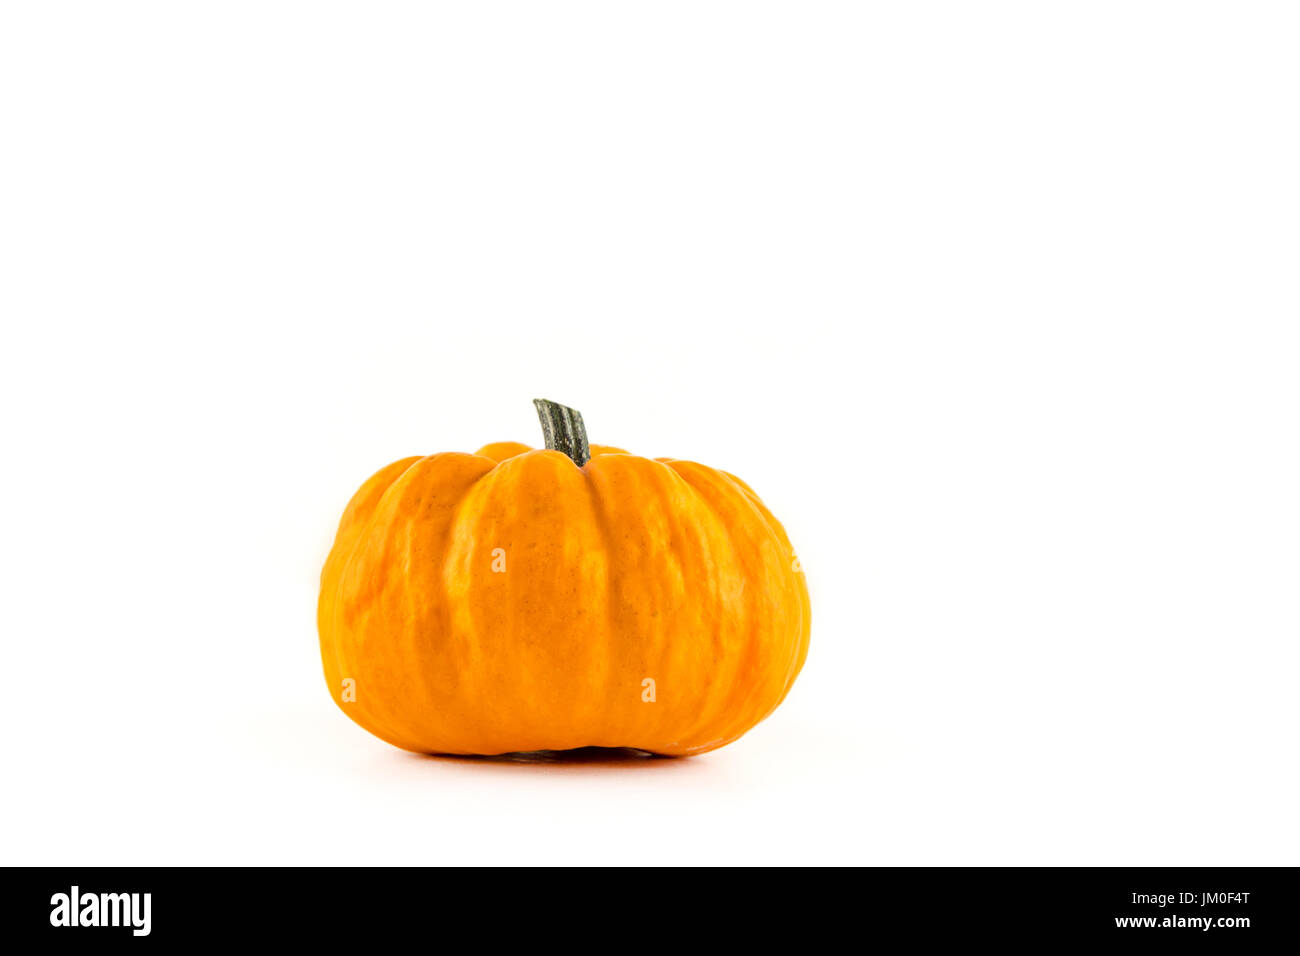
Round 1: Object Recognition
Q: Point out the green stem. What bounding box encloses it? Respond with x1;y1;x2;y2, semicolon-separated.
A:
533;399;591;467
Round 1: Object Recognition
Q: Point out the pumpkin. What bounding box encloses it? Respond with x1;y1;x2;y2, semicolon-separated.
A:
317;399;810;756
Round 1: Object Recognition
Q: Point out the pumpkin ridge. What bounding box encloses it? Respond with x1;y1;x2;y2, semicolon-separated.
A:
662;460;809;751
327;465;409;746
436;453;520;752
655;462;756;753
319;454;424;740
578;458;627;748
636;459;755;753
404;454;501;753
626;456;723;751
332;457;434;749
716;470;811;726
716;471;812;711
330;453;497;751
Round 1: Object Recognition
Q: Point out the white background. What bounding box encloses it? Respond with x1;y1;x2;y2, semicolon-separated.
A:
2;3;1297;866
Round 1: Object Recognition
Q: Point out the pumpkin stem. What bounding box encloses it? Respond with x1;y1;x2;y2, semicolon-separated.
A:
533;399;591;467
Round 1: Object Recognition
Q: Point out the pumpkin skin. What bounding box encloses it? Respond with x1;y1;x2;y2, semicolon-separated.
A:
318;405;810;756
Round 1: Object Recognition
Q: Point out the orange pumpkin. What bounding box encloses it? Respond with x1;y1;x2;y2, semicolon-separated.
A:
317;400;810;756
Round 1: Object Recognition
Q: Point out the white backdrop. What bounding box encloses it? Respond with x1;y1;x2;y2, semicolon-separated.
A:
3;3;1297;865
